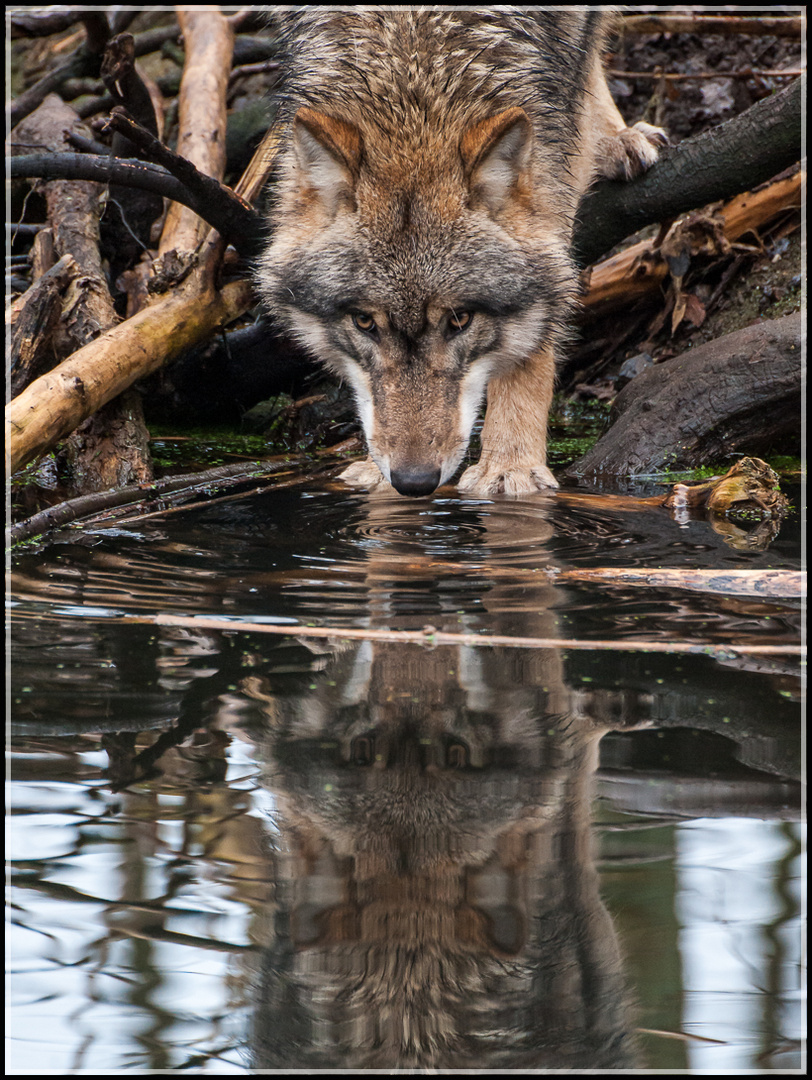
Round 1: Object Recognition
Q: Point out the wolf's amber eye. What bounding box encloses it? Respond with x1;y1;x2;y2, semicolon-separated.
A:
353;313;377;334
448;310;472;334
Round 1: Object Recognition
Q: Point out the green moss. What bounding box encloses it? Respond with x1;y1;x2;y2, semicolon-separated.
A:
547;398;613;467
147;426;278;470
766;456;804;477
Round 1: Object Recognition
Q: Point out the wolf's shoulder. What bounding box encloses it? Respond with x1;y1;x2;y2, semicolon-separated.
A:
267;7;612;123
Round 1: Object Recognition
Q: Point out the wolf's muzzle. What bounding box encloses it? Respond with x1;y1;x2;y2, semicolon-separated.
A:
390;465;442;497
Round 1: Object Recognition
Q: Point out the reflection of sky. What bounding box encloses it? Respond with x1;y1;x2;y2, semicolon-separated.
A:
7;752;259;1074
676;818;806;1071
7;742;805;1072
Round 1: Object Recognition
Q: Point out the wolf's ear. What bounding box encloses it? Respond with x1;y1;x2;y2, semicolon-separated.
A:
461;107;532;214
292;107;362;216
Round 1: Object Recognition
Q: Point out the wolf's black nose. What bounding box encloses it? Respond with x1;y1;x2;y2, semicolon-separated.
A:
390;466;442;497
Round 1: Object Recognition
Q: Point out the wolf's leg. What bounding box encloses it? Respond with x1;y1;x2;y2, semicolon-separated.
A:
340;456;394;491
457;345;558;497
588;63;667;181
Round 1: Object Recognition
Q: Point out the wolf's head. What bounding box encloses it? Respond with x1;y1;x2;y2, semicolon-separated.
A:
258;106;575;496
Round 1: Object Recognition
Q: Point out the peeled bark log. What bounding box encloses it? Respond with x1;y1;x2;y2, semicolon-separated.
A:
6;274;253;477
159;9;234;256
567;312;802;478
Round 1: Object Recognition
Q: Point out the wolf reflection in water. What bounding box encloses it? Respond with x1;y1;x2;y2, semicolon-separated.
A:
242;631;648;1070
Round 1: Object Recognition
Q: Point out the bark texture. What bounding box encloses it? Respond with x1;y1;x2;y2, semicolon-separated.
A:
567;311;802;478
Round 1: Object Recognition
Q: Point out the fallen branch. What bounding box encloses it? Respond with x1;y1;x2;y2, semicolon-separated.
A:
6;450;355;547
8;152;262;258
6;11;283;480
5;274;253;477
574;74;803;266
244;558;802;600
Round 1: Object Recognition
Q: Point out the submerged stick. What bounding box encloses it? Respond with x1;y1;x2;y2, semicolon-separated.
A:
105;612;804;657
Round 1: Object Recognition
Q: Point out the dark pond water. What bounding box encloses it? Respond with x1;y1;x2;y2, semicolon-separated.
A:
8;478;805;1072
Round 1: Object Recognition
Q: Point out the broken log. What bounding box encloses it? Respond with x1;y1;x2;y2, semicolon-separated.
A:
567;312;802;478
8;254;80;398
661;457;790;519
580;168;803;319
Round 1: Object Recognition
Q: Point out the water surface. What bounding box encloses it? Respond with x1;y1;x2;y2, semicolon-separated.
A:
8;479;804;1071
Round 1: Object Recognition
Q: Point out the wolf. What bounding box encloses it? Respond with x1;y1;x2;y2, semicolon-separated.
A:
257;8;665;497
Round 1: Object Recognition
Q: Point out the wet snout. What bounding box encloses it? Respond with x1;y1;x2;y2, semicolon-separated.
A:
389;464;443;498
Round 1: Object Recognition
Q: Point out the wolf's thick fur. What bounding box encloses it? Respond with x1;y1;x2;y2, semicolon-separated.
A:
257;8;665;496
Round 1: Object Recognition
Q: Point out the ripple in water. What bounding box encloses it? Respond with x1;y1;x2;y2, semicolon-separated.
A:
306;493;559;569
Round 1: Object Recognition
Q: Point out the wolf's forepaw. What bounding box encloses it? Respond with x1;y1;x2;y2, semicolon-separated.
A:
596;122;668;181
457;460;559;497
339;456;392;491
